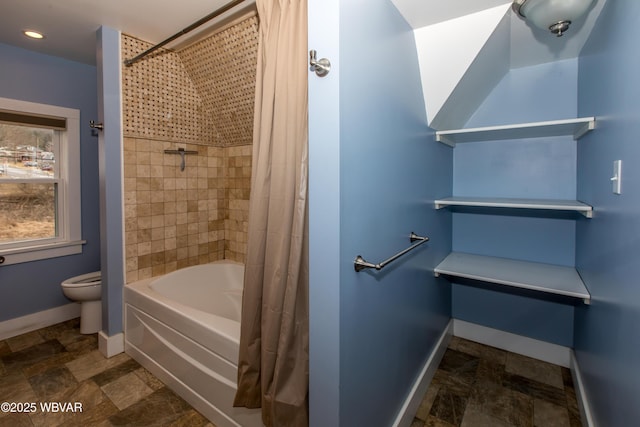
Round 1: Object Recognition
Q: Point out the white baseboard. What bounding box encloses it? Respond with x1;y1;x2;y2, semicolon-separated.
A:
392;319;453;427
452;319;571;367
0;303;80;340
99;331;124;358
570;351;595;427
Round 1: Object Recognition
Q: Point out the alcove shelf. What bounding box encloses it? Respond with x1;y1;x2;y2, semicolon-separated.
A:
432;116;596;306
434;197;593;218
434;252;591;304
435;117;595;147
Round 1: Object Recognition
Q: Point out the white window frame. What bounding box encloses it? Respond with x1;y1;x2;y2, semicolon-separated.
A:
0;97;84;265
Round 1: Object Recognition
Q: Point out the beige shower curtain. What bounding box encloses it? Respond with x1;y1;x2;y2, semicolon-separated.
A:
233;0;309;425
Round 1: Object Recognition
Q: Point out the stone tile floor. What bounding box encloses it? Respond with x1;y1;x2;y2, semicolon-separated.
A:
0;318;582;427
411;336;582;427
0;318;213;426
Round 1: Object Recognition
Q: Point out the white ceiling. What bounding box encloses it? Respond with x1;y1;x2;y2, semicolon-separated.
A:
0;0;604;68
391;0;512;28
0;0;255;65
392;0;606;69
391;0;605;129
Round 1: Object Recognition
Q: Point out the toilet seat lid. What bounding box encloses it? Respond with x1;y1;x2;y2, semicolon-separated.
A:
62;271;101;287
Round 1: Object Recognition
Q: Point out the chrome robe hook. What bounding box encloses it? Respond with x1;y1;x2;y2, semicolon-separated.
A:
309;50;331;77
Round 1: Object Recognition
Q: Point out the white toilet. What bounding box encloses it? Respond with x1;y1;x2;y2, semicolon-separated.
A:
61;271;102;334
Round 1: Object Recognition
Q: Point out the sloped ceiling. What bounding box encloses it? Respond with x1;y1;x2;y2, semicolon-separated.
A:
391;0;607;130
391;0;511;28
0;0;606;127
0;0;255;65
414;4;511;130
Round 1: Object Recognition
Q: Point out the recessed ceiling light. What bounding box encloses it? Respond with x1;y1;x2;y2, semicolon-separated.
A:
23;30;45;40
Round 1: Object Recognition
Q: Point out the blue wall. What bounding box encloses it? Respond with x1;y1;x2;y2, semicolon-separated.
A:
337;1;452;425
451;59;579;347
575;0;640;424
308;0;341;424
0;43;100;321
97;27;125;337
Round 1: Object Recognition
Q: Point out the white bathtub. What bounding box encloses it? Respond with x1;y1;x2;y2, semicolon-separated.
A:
124;261;262;427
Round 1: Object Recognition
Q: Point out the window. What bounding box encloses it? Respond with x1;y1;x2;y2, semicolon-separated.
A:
0;97;83;265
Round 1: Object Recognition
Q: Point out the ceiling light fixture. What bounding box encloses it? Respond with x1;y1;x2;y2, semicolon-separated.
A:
23;30;45;40
512;0;596;37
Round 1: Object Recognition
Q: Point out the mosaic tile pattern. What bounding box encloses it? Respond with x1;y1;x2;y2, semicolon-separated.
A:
0;319;213;427
411;336;582;427
121;16;257;277
121;15;257;148
179;15;258;147
121;35;214;145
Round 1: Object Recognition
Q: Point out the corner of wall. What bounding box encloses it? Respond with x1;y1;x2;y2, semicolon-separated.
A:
413;4;511;130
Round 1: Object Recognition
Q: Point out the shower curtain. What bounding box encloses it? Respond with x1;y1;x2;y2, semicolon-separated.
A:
233;0;309;425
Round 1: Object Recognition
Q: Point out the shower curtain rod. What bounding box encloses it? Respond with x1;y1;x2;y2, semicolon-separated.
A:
124;0;247;67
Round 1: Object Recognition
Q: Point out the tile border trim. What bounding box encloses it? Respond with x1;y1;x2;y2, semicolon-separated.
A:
392;319;453;427
0;303;80;340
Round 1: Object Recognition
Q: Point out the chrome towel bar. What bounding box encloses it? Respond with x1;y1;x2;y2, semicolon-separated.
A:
354;232;429;272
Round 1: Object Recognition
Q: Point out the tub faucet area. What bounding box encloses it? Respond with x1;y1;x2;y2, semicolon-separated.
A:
163;147;198;171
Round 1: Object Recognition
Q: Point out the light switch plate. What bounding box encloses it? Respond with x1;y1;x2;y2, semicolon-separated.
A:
612;160;622;194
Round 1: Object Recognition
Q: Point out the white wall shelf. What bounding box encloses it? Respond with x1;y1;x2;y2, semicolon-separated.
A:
435;117;595;147
434;197;593;218
434;252;591;304
432;117;596;307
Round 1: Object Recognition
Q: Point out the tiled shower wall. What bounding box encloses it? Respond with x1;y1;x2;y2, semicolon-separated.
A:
223;144;252;262
121;15;258;282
